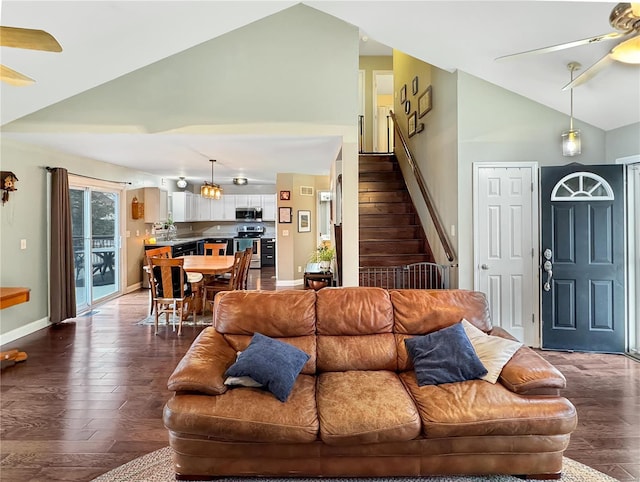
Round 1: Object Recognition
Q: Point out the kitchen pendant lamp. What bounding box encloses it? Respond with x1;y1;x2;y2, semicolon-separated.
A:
562;62;582;157
201;159;223;200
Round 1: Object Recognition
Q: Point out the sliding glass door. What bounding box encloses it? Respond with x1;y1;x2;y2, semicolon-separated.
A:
70;182;121;312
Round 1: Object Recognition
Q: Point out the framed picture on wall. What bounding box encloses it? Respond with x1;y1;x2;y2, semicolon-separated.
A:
298;210;311;232
418;86;433;118
279;190;291;201
408;112;417;137
279;207;292;223
400;84;407;104
412;76;419;95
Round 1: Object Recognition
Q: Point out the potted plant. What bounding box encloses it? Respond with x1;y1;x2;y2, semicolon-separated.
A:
310;243;335;273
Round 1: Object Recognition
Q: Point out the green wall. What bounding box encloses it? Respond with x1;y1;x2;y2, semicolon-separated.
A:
605;122;640;163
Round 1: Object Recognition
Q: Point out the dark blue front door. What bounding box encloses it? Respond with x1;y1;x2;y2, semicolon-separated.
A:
541;164;625;353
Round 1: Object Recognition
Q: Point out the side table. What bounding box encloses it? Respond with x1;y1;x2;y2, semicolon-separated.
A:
304;272;333;290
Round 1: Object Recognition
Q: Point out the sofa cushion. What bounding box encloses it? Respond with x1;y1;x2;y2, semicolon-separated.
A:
404;323;487;386
461;319;522;384
214;290;316;337
164;375;319;443
316;287;397;371
399;373;577;438
391;290;492;335
317;371;421;446
225;333;310;402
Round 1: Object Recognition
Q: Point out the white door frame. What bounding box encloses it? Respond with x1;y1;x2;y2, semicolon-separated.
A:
472;161;540;347
616;154;640;357
372;70;393;153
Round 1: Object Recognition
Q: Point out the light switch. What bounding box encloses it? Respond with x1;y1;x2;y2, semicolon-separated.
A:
20;239;27;250
282;230;289;237
135;230;140;237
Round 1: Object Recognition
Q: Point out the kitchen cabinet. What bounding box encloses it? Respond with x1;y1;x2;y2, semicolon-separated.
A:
143;187;168;223
235;194;262;208
198;195;211;221
173;192;193;222
261;238;276;267
261;194;276;221
222;195;236;220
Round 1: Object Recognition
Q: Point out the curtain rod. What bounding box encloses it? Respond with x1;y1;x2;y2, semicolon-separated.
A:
45;167;132;185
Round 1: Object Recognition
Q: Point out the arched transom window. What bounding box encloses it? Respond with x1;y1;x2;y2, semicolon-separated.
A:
550;171;615;201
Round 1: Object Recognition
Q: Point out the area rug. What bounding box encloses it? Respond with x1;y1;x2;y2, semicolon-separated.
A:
136;313;212;328
91;447;619;482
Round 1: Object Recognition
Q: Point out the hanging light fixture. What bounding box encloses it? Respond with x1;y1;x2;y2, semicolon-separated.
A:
176;177;187;189
562;62;582;157
201;159;223;200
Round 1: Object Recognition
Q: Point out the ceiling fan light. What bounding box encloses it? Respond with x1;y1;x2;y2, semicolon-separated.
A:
611;36;640;64
562;129;582;157
177;177;187;189
233;177;248;185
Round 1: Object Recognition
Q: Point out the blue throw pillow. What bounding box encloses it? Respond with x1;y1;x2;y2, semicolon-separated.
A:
224;333;310;402
405;322;487;386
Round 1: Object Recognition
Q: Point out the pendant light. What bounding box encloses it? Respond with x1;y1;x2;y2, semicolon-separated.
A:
201;159;223;200
562;62;581;157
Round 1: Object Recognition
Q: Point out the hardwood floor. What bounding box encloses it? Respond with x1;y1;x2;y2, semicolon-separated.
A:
1;269;638;481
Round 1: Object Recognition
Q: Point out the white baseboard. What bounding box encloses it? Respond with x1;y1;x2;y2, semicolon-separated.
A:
276;279;305;287
125;282;143;294
0;316;49;346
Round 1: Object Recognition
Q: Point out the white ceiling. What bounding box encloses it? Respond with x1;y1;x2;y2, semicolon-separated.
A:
1;1;639;185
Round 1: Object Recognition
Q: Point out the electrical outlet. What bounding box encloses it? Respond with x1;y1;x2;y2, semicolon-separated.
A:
20;239;27;250
135;230;140;237
450;225;456;236
145;229;149;235
126;231;131;238
283;230;289;237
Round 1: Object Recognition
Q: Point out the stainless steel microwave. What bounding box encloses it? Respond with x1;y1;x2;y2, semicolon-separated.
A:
235;207;262;221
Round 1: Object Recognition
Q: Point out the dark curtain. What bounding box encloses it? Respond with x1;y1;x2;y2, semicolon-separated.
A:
50;168;76;323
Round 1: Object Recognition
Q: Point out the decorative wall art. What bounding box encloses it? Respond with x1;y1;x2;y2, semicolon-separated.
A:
418;86;433;118
404;100;411;114
298;210;311;232
279;190;291;201
412;76;419;95
400;84;407;104
408;112;417;138
279;207;292;224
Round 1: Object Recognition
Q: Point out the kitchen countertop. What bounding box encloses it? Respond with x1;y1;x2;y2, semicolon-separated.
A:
146;234;275;247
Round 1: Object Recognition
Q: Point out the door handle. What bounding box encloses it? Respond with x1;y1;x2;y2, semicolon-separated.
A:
481;264;489;270
543;258;553;291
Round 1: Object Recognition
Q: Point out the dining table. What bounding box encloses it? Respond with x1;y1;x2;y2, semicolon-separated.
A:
178;255;236;315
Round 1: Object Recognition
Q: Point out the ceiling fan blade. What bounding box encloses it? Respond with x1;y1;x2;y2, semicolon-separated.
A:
496;31;624;61
0;64;35;86
0;26;62;52
562;53;615;90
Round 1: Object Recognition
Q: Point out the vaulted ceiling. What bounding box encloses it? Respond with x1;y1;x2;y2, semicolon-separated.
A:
2;1;639;184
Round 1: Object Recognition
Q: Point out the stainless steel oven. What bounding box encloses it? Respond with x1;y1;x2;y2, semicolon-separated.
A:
233;237;261;269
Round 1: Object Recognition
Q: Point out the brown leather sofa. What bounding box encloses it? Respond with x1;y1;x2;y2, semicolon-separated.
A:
163;288;577;480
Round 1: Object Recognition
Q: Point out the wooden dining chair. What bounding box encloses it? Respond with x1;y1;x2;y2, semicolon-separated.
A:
203;243;227;256
145;246;172;315
202;250;244;312
238;247;253;290
149;257;196;336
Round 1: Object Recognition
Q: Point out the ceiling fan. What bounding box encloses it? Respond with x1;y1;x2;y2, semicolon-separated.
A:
0;26;63;86
497;2;640;90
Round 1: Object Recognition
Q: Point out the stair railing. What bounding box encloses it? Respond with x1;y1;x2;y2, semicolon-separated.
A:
389;111;456;263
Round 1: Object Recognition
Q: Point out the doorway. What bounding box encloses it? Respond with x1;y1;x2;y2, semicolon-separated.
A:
619;157;640;359
473;163;539;346
372;71;394;153
70;177;123;313
540;164;625;353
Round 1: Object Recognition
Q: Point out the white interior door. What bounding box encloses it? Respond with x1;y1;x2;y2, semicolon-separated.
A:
473;163;539;346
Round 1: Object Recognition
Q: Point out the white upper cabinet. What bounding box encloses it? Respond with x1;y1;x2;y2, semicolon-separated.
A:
261;194;276;221
143;187;168;223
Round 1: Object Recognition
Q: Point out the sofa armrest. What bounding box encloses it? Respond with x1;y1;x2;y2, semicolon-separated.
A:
488;327;567;395
167;327;236;395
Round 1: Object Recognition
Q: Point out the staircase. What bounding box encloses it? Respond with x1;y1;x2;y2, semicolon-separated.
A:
359;153;434;268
